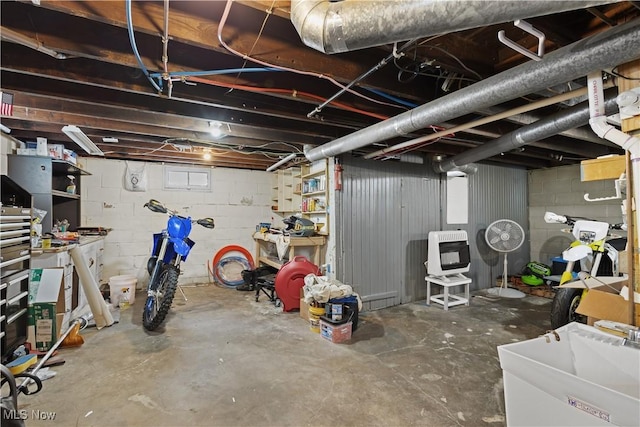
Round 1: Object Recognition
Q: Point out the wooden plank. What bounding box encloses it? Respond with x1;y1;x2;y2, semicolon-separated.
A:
509;277;555;299
580;155;626;181
617;60;640;133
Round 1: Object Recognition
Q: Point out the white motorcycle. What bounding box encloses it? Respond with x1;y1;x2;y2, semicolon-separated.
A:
543;211;626;329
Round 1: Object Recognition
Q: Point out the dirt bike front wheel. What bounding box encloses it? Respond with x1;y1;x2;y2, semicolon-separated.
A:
142;265;179;331
550;287;586;329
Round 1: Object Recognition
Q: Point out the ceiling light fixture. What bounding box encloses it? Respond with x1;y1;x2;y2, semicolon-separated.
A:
209;121;227;139
203;148;212;160
61;125;104;156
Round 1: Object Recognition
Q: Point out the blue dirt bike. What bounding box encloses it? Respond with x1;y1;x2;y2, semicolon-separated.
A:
143;199;215;331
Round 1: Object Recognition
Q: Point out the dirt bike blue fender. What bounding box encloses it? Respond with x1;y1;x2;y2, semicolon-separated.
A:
170;237;194;257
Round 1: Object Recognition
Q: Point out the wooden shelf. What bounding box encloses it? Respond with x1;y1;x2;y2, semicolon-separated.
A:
301;159;329;235
258;256;284;270
253;232;326;270
580;155;625;182
302;170;325;179
271;167;301;215
52;190;81;200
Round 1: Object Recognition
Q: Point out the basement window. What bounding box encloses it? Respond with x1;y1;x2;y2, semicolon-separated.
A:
163;166;211;191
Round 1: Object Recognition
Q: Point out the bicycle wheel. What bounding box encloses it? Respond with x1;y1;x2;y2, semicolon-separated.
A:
142;265;179;331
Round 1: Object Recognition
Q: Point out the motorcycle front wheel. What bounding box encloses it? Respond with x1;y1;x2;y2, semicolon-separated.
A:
142;265;179;331
550;287;586;329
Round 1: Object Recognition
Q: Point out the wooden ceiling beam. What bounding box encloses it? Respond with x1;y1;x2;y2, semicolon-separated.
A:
6;1;456;103
0;60;373;136
8;91;330;145
103;151;272;170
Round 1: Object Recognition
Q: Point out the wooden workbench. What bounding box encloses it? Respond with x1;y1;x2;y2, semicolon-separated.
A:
252;232;326;269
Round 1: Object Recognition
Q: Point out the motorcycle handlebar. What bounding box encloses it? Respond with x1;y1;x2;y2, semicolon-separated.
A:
544;211;626;231
197;218;215;229
144;201;215;229
144;199;167;214
543;211;569;224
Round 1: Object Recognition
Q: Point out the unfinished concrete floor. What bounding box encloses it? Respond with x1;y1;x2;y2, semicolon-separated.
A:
19;284;552;426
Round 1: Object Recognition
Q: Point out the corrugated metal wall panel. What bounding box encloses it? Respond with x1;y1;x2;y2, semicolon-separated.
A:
337;156;529;310
400;173;441;304
465;164;530;290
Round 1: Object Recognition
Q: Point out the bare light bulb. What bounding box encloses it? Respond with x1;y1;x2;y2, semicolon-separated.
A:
209;121;223;138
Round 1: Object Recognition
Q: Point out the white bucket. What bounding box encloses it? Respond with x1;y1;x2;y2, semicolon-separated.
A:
109;275;137;308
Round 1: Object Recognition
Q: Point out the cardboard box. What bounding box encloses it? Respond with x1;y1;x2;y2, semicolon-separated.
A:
563;274;640;326
28;269;65;351
299;288;309;321
300;298;309;321
320;320;352;343
577;286;640;326
47;143;64;160
558;275;629;290
63;148;77;164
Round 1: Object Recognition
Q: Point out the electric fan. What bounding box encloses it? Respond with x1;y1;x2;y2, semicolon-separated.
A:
485;219;526;298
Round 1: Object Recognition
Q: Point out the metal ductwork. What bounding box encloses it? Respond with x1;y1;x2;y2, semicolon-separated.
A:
476;107;616;147
290;0;618;54
305;19;640;162
433;88;619;173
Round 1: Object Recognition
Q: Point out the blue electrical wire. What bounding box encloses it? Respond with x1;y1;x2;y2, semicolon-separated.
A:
124;2;413;114
363;87;418;108
125;0;163;92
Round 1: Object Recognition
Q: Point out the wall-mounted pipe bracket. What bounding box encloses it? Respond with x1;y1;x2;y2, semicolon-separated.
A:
584;174;626;202
498;20;546;62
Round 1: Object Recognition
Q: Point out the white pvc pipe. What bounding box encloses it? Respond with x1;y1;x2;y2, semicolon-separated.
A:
587;72;640;156
266;153;297;172
587;72;640;289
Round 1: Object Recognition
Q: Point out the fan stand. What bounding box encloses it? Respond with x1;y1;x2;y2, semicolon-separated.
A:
487;253;525;298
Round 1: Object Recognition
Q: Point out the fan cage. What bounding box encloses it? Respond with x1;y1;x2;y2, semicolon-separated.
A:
485;219;525;253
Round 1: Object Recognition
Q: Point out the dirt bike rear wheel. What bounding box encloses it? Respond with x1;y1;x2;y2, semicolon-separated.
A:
142;265;179;331
550;287;586;329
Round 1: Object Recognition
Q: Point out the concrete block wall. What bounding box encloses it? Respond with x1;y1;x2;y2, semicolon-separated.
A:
528;164;626;266
81;158;275;286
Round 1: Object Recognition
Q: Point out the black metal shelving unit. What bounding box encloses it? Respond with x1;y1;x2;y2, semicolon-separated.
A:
7;155;90;234
0;175;32;362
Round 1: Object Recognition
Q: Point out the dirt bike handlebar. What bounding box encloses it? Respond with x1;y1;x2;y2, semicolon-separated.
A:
544;211;569;224
144;199;167;214
544;211;625;231
197;218;215;229
144;200;215;229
